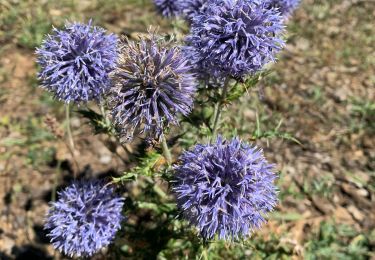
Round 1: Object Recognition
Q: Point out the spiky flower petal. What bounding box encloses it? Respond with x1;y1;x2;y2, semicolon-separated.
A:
109;35;197;141
36;21;118;104
266;0;300;17
186;0;284;80
180;0;208;22
154;0;183;17
173;137;278;240
45;180;124;257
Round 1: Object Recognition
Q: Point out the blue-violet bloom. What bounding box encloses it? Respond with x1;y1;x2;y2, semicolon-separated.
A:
185;0;285;80
36;21;118;104
180;0;208;22
45;180;124;257
154;0;183;17
173;136;278;240
266;0;300;17
109;34;197;141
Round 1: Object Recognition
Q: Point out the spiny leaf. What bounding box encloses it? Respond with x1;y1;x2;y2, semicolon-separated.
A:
76;108;113;135
252;117;301;144
112;151;164;184
137;202;176;214
226;71;270;102
112;172;137;184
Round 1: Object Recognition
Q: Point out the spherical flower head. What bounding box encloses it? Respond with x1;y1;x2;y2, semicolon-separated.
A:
109;34;197;141
45;180;124;257
173;137;278;240
182;45;225;87
154;0;183;17
36;21;118;104
266;0;300;17
186;0;285;80
180;0;209;22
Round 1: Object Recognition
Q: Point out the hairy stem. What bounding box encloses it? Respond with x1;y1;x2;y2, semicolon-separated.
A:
211;78;230;140
161;135;172;165
65;104;80;176
100;102;111;127
99;103;135;162
51;160;62;202
65;104;75;150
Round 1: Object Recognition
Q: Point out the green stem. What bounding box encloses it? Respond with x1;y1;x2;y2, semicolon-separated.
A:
65;104;75;150
161;135;172;166
100;102;111;127
99;103;135;162
211;78;230;140
51;160;62;202
65;104;80;177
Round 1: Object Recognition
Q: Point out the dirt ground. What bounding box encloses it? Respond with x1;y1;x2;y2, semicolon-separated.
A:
0;0;374;259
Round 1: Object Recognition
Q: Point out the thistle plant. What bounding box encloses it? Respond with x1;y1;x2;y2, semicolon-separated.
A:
266;0;301;17
174;136;277;240
36;21;118;157
35;0;302;256
183;0;285;140
185;0;285;80
45;180;124;257
153;0;183;17
108;34;197;142
179;0;208;22
36;21;118;104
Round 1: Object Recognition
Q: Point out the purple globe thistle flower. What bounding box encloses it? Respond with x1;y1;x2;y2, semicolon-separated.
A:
182;45;225;87
266;0;300;17
186;0;285;80
173;137;278;240
180;0;209;22
45;180;124;257
109;34;197;141
36;21;118;104
154;0;183;17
